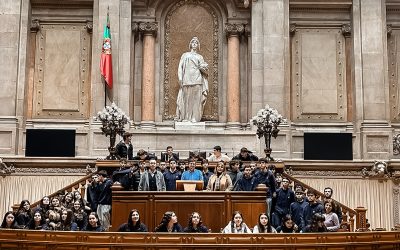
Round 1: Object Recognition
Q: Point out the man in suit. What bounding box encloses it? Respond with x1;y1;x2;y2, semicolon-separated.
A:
161;146;179;162
138;158;166;191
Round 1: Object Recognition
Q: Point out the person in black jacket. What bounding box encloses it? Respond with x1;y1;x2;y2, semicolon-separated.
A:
83;212;105;232
15;200;32;229
119;164;141;191
155;211;183;232
271;178;295;228
94;170;113;231
161;146;179;162
115;132;133;160
236;165;259;191
1;211;17;229
232;147;259;162
183;212;208;233
118;209;148;232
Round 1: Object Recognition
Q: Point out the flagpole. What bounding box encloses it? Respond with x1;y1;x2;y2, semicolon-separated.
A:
104;82;107;108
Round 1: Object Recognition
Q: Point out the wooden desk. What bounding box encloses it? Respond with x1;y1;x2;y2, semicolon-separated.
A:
111;191;266;232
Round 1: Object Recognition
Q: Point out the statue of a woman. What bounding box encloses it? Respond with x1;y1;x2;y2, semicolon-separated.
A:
176;37;208;122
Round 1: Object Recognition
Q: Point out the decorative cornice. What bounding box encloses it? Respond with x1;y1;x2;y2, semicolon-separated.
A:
341;24;351;37
137;22;158;37
0;158;15;177
30;19;40;33
15;168;88;174
84;21;92;34
225;23;245;37
291;170;362;177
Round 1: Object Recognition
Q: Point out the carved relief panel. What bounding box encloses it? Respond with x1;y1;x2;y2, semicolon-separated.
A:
163;0;219;121
32;23;91;119
291;28;347;121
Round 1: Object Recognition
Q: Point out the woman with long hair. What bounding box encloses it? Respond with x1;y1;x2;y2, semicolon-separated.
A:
253;213;277;233
305;213;328;233
16;200;32;229
323;201;340;232
28;211;48;230
62;192;74;210
206;161;233;191
71;200;87;231
222;211;251;233
118;209;148;232
83;212;105;232
36;196;51;218
72;191;91;212
155;211;183;232
276;214;299;233
183;212;208;233
59;209;77;231
1;211;17;229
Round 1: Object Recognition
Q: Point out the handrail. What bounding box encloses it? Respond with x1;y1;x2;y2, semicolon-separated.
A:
12;172;95;211
281;172;360;231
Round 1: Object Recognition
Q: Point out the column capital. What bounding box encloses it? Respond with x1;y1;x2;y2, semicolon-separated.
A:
225;23;245;37
30;19;40;33
136;21;158;37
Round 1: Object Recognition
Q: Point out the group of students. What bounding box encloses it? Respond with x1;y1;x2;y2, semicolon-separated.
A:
1;194;104;231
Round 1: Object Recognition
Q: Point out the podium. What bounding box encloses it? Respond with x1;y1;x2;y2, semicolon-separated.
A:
176;180;203;191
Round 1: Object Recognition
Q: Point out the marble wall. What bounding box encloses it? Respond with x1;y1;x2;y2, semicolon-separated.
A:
0;0;400;160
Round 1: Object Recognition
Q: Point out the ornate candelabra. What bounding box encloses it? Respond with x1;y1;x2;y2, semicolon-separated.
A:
94;103;130;160
252;105;285;161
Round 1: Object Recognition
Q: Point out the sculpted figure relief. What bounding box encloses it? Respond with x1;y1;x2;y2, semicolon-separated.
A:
176;37;209;122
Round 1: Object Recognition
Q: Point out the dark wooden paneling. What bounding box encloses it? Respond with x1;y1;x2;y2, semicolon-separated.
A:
111;191;266;233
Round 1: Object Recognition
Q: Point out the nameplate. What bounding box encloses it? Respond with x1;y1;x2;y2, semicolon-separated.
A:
174;121;206;130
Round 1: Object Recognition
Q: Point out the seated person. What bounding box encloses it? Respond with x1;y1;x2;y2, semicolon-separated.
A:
72;200;88;231
1;211;17;229
161;146;179;162
115;132;133;160
222;211;251;233
133;149;157;161
83;212;105;232
59;209;78;231
236;164;259;191
232;147;259;162
276;214;299;233
207;146;231;162
253;213;276;233
206;161;233;191
181;158;203;181
15;200;32;229
304;213;327;233
155;211;183;232
183;212;208;233
118;209;148;232
201;159;213;190
28;211;48;230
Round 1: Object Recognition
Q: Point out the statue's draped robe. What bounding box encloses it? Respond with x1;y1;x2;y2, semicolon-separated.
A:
176;51;208;122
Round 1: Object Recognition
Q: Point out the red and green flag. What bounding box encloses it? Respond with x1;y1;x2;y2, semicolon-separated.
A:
100;9;113;89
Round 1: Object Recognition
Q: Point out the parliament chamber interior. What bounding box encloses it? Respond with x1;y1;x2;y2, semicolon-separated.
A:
1;0;400;248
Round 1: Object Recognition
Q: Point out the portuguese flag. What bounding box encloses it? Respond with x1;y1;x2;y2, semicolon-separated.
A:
100;9;113;89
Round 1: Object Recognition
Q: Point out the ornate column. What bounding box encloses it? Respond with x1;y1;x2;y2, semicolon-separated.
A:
225;23;244;130
138;22;158;129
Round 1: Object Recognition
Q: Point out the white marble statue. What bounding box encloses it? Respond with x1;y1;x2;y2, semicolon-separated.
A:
176;37;209;122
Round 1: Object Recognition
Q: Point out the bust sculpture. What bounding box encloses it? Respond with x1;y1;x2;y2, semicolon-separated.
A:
176;37;209;122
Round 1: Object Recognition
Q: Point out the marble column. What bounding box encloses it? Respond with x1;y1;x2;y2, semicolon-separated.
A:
138;22;158;129
225;23;244;129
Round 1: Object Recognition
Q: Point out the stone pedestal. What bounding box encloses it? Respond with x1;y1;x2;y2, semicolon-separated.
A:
174;121;206;130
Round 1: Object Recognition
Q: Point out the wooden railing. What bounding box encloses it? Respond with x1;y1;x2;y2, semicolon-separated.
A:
12;173;95;211
281;172;365;232
0;230;399;249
